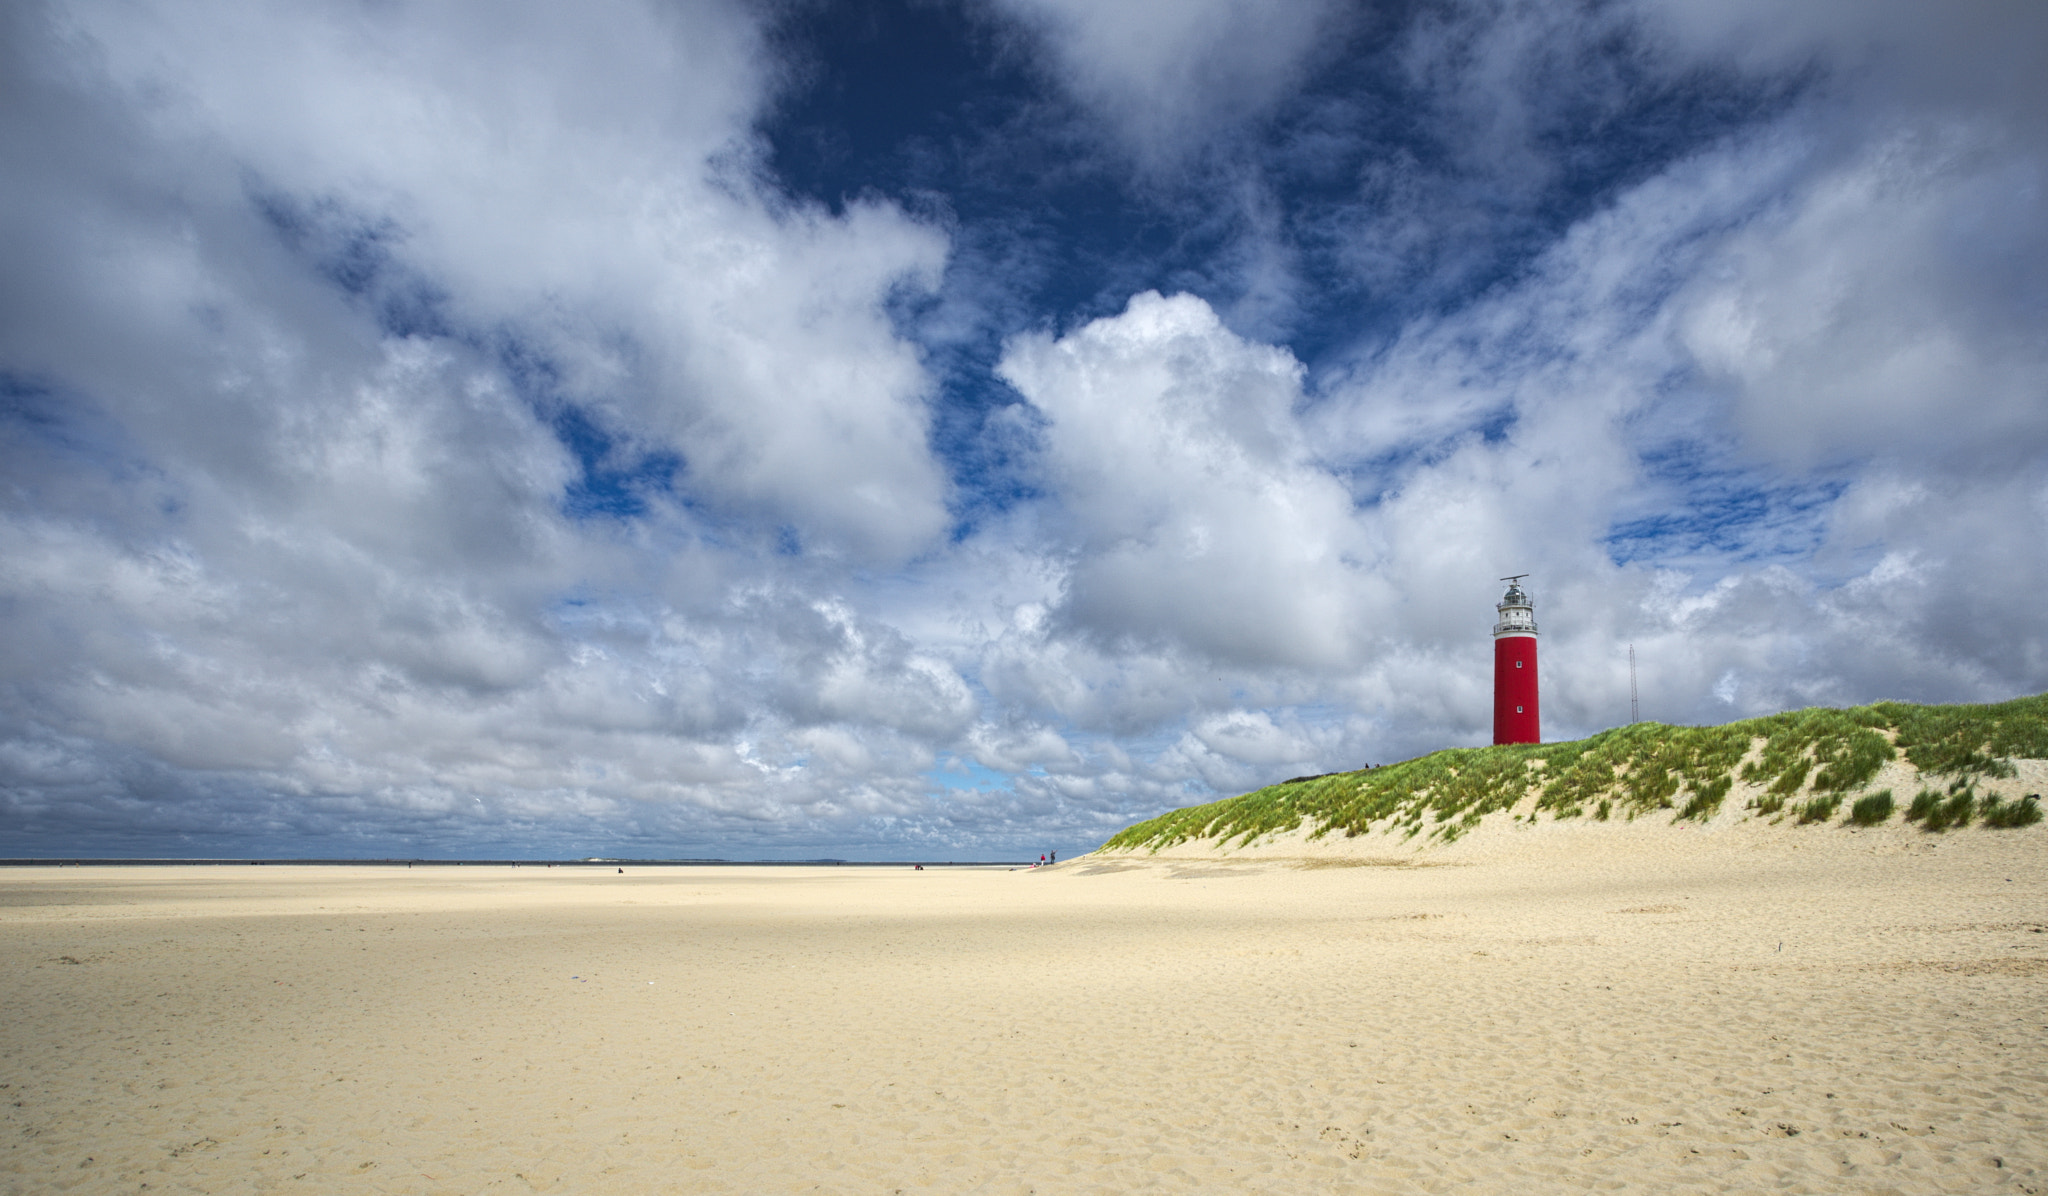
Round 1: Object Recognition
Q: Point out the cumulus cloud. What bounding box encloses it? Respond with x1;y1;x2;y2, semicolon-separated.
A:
44;0;953;562
1;0;2044;857
1000;291;1380;669
0;0;979;854
1673;124;2048;473
989;0;1351;169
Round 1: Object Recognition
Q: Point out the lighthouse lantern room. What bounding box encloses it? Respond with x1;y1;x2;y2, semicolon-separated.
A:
1492;576;1540;745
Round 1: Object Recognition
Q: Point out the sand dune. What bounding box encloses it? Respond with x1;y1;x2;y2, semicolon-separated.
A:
5;835;2046;1193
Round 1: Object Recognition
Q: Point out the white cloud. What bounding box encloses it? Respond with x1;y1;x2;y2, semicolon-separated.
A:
1000;291;1381;668
1673;124;2048;473
989;0;1350;168
0;0;976;853
45;0;953;564
965;721;1078;774
3;0;2046;857
1631;0;2048;134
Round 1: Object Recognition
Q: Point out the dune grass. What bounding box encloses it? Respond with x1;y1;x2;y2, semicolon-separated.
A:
1979;793;2043;829
1100;692;2048;853
1848;790;1895;827
1915;789;1977;831
1796;794;1842;825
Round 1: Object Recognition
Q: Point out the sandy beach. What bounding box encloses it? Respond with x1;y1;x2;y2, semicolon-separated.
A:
5;828;2047;1194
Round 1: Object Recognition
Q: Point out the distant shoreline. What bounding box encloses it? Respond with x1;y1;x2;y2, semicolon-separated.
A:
0;857;1030;868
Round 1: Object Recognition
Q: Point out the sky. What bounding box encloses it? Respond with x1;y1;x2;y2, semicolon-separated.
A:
2;0;2045;859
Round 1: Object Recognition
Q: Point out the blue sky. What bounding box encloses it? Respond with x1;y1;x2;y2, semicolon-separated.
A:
2;0;2045;858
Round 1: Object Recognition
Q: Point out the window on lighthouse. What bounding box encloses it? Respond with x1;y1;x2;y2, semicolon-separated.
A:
1516;660;1523;668
1516;705;1524;713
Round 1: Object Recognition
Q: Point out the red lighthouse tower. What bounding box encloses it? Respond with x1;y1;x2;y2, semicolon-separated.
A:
1492;575;1540;745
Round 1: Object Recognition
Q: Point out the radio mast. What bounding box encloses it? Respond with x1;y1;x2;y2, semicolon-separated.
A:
1629;643;1639;723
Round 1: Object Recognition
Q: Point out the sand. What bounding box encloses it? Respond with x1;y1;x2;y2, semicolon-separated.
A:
4;829;2046;1194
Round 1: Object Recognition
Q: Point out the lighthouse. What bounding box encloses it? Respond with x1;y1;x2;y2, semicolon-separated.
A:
1493;576;1539;745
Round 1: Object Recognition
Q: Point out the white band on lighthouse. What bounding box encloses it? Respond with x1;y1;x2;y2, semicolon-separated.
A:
1493;577;1537;639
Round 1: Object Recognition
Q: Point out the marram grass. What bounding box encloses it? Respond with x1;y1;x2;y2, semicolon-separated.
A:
1101;692;2048;852
1848;790;1895;827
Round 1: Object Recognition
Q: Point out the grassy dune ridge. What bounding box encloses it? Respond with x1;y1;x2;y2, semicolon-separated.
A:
1102;693;2048;852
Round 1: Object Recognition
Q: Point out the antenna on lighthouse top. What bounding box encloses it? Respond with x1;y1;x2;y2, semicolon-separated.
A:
1499;574;1529;584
